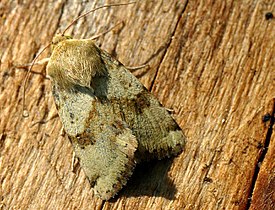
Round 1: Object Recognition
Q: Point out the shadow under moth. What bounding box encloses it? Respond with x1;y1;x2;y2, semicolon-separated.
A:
27;3;186;200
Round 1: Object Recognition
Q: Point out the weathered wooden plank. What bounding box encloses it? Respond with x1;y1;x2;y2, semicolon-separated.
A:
0;0;274;209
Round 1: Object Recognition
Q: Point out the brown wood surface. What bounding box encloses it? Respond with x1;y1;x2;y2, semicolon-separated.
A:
0;0;274;209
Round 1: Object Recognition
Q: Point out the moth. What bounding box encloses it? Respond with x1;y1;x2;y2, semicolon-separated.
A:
46;34;185;200
27;4;186;200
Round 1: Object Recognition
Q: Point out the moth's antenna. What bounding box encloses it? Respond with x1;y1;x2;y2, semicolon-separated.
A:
62;2;136;35
22;44;51;117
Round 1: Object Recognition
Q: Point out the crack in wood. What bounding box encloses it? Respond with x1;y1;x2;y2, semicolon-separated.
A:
245;98;275;210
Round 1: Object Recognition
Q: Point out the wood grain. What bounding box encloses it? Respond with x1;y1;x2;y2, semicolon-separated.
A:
0;0;274;209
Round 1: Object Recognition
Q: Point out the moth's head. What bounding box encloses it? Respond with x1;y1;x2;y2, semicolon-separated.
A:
51;34;72;50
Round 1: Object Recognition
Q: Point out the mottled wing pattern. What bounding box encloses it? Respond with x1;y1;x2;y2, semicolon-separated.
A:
99;50;185;161
47;36;185;200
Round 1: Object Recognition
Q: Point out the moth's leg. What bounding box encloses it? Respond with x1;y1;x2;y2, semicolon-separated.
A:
71;151;80;173
165;107;174;113
30;114;59;127
125;64;149;71
126;63;150;78
71;151;75;172
61;127;66;137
